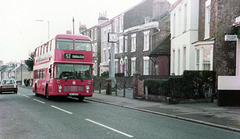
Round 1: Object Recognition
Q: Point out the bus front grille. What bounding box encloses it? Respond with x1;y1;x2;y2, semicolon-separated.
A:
64;85;84;92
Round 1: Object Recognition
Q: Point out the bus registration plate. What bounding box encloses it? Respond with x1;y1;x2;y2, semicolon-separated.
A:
70;93;78;96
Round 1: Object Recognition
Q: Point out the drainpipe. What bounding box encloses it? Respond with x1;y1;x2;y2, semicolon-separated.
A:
150;28;160;75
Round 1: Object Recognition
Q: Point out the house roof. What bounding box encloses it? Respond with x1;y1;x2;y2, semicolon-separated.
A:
13;63;28;72
149;34;171;57
0;65;7;72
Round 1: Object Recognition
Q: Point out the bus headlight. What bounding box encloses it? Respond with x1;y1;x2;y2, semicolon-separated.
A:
58;85;62;93
86;86;90;93
58;85;62;90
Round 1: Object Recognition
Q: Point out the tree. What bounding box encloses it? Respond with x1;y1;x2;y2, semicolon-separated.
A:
25;52;34;71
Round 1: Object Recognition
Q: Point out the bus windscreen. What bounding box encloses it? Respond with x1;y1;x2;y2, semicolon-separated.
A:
56;64;92;80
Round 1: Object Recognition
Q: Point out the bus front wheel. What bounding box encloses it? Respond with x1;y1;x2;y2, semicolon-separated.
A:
78;96;84;102
45;86;51;100
35;84;39;96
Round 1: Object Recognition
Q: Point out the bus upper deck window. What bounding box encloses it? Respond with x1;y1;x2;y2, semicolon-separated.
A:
56;39;73;50
75;40;91;51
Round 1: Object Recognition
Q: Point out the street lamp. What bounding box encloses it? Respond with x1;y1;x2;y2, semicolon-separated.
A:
36;19;50;39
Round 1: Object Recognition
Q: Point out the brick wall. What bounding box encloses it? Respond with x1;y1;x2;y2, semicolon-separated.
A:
211;0;240;76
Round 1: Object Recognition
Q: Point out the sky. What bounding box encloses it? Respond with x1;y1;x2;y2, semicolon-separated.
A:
0;0;176;64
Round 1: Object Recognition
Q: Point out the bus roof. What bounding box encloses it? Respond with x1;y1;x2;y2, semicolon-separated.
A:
55;34;91;40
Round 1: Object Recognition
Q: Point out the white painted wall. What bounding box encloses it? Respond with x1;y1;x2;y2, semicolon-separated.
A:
170;0;199;75
100;23;112;75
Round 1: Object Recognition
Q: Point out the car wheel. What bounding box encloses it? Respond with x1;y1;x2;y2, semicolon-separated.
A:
14;91;17;94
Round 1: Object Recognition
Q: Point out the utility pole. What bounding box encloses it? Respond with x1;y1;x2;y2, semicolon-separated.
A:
72;17;75;35
36;19;50;39
108;32;118;88
21;63;22;85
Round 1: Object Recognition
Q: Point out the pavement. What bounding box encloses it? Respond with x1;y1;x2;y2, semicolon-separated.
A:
87;90;240;133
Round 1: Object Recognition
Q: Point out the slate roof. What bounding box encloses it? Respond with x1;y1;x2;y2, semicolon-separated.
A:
149;34;171;57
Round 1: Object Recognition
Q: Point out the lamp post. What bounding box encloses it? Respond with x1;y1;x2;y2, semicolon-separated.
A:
36;19;50;39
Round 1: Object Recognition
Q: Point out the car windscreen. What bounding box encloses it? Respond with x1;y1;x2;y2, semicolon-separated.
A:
2;80;15;85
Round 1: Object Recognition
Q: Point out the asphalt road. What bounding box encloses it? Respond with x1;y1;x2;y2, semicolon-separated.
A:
0;87;240;139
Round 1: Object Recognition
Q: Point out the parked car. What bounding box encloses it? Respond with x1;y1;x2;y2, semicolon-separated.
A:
0;79;18;94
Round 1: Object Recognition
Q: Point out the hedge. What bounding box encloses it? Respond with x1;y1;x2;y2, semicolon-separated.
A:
144;79;169;96
144;70;216;99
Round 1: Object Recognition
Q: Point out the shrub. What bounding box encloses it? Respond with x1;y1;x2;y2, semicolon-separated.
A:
144;79;169;96
183;70;216;99
101;71;109;78
143;70;216;99
115;73;124;77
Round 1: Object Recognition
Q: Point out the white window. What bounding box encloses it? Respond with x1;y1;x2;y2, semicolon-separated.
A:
205;0;211;39
183;46;187;70
119;36;124;53
183;3;187;32
131;34;136;52
172;13;176;38
196;49;200;70
120;16;124;32
143;31;150;51
115;19;119;33
95;29;97;40
124;56;128;76
120;58;124;73
115;59;119;73
172;50;175;74
104;49;107;63
108;48;111;63
131;57;136;76
91;29;94;40
124;36;128;52
114;43;118;54
195;46;213;70
178;49;180;74
143;56;149;75
178;8;182;34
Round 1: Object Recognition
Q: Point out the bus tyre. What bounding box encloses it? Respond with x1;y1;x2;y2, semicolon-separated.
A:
35;85;39;96
45;86;51;100
78;96;84;102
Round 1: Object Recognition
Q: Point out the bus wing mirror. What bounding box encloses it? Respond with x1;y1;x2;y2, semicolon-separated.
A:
49;68;52;73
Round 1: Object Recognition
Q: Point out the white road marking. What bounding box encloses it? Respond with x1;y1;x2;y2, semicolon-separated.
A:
51;105;73;115
33;99;45;104
18;94;30;98
85;119;134;138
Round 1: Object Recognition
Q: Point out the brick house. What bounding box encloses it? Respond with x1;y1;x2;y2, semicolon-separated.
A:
80;12;109;76
116;0;171;76
207;0;240;106
187;0;240;106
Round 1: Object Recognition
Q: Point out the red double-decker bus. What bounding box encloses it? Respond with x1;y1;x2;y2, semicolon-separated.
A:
32;34;93;101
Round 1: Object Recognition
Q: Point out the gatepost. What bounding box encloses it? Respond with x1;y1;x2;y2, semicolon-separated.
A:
133;72;140;98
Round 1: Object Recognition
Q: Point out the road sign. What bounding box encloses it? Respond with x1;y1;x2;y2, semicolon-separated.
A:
225;35;238;41
108;32;118;43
